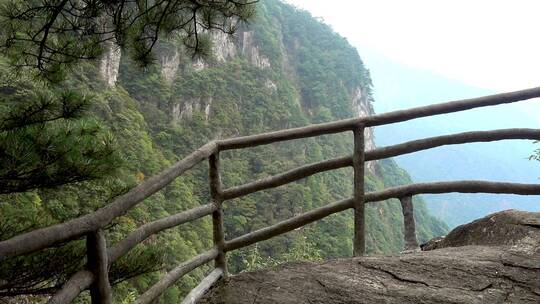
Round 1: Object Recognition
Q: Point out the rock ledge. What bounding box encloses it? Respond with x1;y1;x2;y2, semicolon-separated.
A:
200;210;540;304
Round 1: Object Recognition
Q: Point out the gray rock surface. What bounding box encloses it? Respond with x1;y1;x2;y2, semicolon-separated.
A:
421;209;540;251
200;210;540;304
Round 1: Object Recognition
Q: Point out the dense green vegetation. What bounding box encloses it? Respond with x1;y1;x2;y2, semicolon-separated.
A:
0;0;447;302
0;0;255;80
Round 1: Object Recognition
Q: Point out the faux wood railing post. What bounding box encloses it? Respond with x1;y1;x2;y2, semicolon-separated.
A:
209;153;228;277
86;229;112;304
399;196;419;251
353;125;366;256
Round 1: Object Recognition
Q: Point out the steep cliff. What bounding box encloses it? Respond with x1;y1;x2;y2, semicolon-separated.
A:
111;0;446;276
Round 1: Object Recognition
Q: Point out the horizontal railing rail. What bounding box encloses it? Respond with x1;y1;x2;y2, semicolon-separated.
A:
223;180;540;252
217;86;540;150
2;87;540;304
0;142;218;259
222;128;540;200
136;249;220;304
224;198;354;252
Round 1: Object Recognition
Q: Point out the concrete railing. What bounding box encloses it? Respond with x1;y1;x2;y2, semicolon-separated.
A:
2;87;540;303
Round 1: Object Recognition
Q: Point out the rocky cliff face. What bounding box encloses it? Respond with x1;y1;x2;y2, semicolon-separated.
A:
162;29;275;123
160;48;180;84
213;31;237;63
99;41;121;88
171;96;213;122
98;25;377;157
239;31;271;69
163;27;378;173
352;86;377;171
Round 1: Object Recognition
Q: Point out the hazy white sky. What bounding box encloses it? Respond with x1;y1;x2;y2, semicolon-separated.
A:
284;0;540;92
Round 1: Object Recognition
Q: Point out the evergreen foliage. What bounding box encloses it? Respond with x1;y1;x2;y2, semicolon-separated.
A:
0;60;120;195
0;0;256;81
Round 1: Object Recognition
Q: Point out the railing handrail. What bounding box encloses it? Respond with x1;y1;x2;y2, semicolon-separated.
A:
2;87;539;259
222;128;540;200
0;142;218;259
217;86;540;150
2;86;540;303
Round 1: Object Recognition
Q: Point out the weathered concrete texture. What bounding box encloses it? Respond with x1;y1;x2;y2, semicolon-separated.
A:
421;209;540;251
200;210;540;304
199;245;539;304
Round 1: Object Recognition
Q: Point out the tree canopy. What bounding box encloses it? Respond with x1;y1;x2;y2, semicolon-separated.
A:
0;0;256;81
0;0;256;195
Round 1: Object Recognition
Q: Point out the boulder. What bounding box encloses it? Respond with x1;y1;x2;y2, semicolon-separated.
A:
199;210;540;304
421;209;540;251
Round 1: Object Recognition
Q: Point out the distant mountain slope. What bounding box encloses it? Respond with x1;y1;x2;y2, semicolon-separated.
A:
360;48;540;227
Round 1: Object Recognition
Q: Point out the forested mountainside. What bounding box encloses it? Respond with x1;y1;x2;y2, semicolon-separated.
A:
0;0;446;302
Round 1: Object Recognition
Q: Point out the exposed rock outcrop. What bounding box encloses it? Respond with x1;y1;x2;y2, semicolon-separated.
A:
160;48;181;84
352;86;377;172
190;30;237;71
199;210;540;304
164;18;378;165
172;96;214;122
99;41;121;87
213;31;237;62
200;245;539;304
240;31;271;69
421;209;540;251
